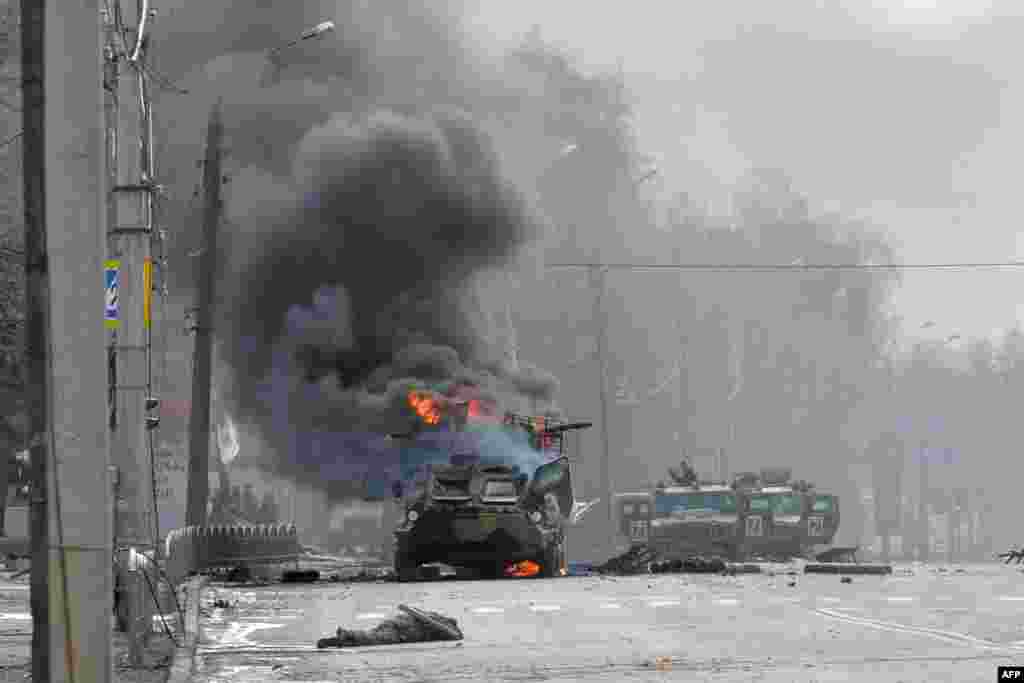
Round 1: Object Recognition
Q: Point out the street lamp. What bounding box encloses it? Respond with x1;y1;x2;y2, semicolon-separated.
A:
260;20;336;87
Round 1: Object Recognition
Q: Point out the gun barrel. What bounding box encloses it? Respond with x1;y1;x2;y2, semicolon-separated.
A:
542;421;593;434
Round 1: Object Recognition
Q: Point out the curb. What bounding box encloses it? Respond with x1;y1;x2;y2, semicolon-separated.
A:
166;576;207;683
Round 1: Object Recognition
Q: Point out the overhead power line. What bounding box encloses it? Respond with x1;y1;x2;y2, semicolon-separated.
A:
547;261;1024;272
0;130;23;150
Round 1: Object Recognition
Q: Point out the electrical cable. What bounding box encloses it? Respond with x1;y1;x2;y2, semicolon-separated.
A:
0;131;22;150
546;261;1024;272
112;0;133;60
129;0;150;63
140;561;177;646
44;272;75;683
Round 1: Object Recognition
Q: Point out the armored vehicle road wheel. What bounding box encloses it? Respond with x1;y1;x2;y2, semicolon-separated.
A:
540;540;565;578
394;554;418;583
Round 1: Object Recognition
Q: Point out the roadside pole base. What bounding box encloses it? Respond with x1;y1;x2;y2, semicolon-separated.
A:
804;562;892;575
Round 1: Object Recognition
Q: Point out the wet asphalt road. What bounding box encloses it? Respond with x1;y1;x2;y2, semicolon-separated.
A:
193;563;1024;682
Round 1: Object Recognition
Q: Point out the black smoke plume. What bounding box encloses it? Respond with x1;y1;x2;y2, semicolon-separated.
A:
226;109;536;390
217;107;559;495
154;2;565;497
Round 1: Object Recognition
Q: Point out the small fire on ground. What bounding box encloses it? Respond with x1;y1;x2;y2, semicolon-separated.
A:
504;560;541;578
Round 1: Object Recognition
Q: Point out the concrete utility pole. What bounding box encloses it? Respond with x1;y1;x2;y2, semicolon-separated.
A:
25;0;114;679
105;0;160;662
186;104;223;529
590;266;614;556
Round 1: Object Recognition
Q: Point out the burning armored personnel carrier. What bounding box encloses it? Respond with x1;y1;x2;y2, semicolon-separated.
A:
392;394;591;580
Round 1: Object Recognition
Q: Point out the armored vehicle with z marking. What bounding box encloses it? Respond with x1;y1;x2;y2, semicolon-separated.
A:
613;467;841;563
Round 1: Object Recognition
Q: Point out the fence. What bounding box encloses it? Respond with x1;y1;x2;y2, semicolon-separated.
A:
165;523;302;584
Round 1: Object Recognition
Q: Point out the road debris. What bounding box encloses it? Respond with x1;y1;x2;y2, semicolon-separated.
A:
840;576;853;584
225;565;252;583
999;548;1024;564
596;545;658;574
316;604;463;648
804;562;892;575
335;567;396;583
281;569;320;583
651;557;727;574
597;546;768;575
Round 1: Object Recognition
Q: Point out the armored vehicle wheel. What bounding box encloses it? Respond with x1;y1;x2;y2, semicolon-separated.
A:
394;554;418;582
540;540;565;578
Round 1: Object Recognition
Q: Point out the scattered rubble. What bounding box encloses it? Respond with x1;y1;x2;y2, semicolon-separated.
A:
596;546;658;575
999;549;1024;564
281;569;320;584
804;562;892;575
568;562;595;576
651;557;727;574
597;546;766;576
316;604;463;648
328;567;396;583
225;565;252;583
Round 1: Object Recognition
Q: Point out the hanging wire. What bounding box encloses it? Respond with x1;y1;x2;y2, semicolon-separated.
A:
128;0;150;63
0;130;22;150
546;261;1024;272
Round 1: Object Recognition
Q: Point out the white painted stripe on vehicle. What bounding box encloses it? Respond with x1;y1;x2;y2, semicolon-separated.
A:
529;604;562;612
355;612;389;620
647;600;681;608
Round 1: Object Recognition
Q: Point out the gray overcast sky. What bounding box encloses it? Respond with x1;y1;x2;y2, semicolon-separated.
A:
463;0;1024;346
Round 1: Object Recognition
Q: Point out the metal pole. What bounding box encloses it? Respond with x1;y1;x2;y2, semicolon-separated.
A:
186;104;222;528
591;266;613;556
26;0;114;678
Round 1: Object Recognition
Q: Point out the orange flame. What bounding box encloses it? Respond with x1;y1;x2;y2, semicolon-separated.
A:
408;391;442;425
466;398;501;424
504;559;541;578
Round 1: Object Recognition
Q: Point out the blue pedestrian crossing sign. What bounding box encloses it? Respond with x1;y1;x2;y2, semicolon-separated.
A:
105;259;120;329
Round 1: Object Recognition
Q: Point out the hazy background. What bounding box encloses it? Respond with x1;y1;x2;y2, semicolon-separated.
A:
1;0;1022;557
468;0;1024;345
